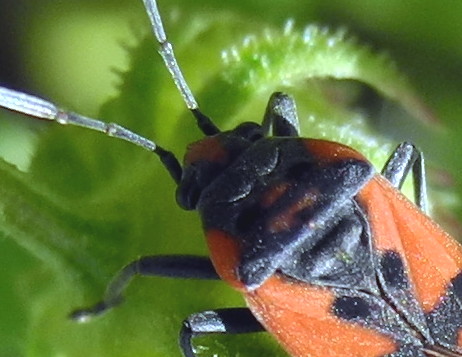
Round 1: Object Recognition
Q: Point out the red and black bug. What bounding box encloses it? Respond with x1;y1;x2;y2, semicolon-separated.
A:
1;0;462;356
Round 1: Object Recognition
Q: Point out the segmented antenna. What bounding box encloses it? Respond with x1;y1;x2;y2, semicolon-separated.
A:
0;87;182;183
142;0;219;135
0;0;229;182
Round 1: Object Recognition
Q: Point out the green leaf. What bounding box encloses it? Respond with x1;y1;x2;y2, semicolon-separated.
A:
0;1;458;357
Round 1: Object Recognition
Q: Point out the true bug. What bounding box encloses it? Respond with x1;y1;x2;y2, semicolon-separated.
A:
1;1;462;356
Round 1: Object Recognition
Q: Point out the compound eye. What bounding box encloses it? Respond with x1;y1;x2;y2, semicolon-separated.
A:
233;122;264;142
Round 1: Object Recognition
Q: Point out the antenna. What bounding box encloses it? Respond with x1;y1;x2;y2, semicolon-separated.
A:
142;0;220;135
0;0;228;182
0;87;182;183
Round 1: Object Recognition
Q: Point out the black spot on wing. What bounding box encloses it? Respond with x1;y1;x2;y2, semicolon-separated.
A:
380;251;408;289
333;296;371;320
425;271;462;349
331;290;428;355
452;272;462;299
375;250;430;341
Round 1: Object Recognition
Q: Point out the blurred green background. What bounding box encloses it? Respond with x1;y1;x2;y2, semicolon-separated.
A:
0;0;462;357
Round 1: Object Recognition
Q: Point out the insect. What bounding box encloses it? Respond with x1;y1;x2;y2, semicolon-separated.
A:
1;0;462;356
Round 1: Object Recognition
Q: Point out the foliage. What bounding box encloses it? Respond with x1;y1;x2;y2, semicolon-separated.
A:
0;0;461;356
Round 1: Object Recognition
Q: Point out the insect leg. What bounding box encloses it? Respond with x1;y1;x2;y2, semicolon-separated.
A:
261;92;300;137
381;142;427;213
70;255;219;322
180;308;265;357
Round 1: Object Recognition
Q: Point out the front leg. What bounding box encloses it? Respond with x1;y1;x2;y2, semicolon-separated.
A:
70;255;219;321
262;92;301;137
